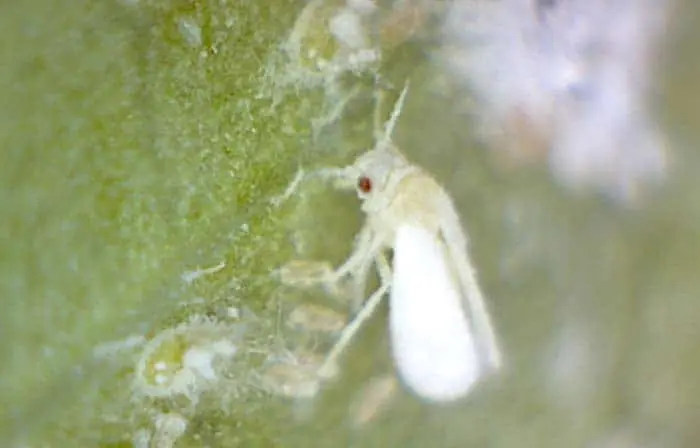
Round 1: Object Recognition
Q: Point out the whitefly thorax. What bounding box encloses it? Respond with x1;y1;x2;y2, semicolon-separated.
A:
272;79;502;403
353;146;447;248
350;145;500;373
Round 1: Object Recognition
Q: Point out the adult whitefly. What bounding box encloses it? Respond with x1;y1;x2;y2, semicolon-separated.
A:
273;83;503;403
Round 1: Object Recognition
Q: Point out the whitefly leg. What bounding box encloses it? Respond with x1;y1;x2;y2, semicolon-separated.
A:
327;224;375;283
317;252;392;379
279;225;374;296
324;225;382;302
348;255;372;313
277;259;363;305
270;165;355;207
270;167;307;206
273;164;360;290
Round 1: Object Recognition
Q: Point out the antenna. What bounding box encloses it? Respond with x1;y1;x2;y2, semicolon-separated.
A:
375;80;410;151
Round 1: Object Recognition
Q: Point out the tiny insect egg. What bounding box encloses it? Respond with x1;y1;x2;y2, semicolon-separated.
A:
286;303;347;333
260;363;321;399
278;260;334;287
350;374;398;426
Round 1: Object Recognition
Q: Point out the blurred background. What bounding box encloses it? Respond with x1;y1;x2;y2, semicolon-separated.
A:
2;0;700;446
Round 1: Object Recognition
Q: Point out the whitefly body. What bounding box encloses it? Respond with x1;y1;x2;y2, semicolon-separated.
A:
347;146;502;402
277;84;502;403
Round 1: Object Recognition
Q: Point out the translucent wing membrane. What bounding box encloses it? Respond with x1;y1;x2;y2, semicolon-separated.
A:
438;194;503;372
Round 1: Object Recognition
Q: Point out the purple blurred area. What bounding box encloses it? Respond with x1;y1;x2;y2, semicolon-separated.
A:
438;0;674;205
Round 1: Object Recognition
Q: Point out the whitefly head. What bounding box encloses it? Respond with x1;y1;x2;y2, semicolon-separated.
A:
347;146;411;202
337;80;413;202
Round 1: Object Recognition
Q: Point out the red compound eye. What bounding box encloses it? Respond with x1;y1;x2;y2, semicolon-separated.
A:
358;176;372;193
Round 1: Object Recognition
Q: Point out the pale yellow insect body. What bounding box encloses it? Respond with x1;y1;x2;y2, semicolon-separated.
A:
276;83;503;403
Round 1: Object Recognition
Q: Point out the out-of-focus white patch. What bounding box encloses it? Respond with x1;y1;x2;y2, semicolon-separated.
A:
347;0;377;16
132;316;241;403
152;413;188;448
589;426;658;448
178;296;206;307
263;0;381;138
131;428;151;448
438;0;672;204
178;18;202;48
226;306;241;319
544;311;601;413
329;8;368;50
278;0;379;84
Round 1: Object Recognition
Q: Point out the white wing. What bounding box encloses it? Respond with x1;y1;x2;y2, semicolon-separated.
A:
389;224;482;402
